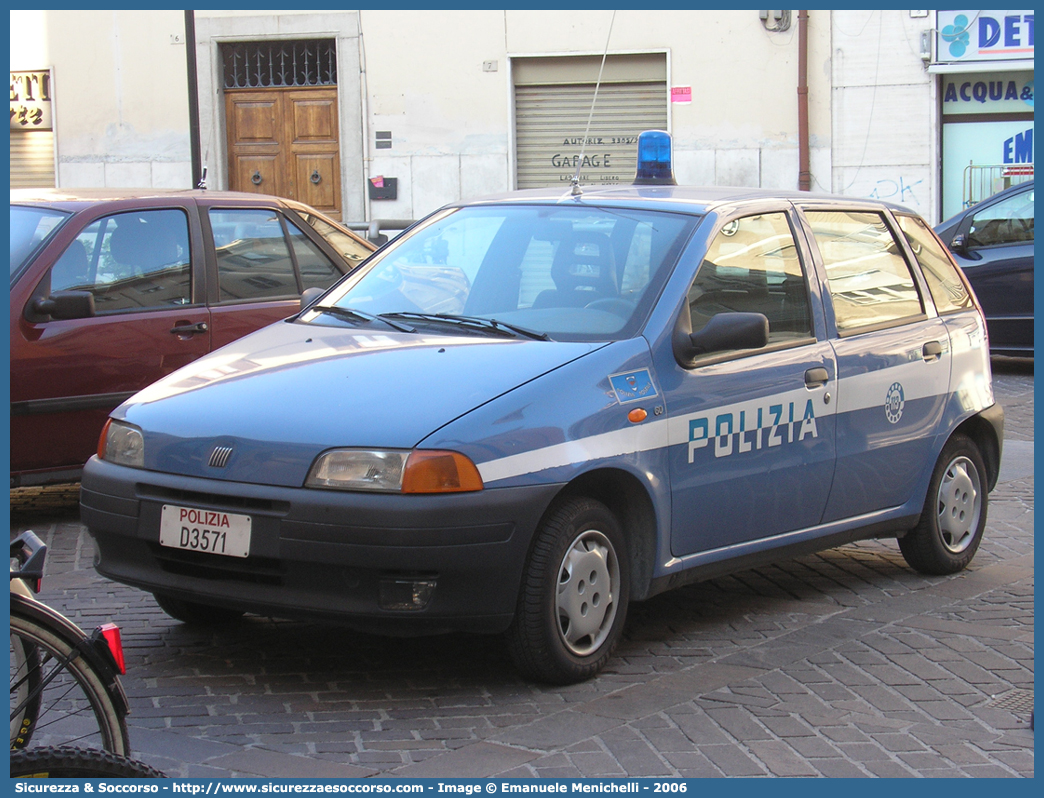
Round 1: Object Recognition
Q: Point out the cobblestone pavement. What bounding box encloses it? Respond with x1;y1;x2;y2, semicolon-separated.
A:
10;358;1033;778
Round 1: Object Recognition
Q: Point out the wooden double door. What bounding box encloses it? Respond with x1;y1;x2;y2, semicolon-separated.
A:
226;88;341;216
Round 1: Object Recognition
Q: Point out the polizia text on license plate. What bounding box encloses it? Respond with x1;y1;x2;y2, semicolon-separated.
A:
159;504;251;558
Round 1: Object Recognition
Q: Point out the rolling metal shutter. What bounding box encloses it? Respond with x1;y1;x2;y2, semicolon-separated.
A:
10;130;56;188
514;54;667;190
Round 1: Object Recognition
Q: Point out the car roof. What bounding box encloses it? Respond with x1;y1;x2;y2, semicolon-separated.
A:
448;184;918;216
9;188;290;210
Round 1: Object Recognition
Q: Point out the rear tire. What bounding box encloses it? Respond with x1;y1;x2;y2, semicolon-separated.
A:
899;434;988;575
153;593;244;625
507;497;629;684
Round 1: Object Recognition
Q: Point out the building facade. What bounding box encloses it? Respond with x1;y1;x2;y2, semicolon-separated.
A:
9;10;1034;226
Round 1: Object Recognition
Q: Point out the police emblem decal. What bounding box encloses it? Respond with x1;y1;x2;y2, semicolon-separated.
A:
885;382;905;424
609;369;658;404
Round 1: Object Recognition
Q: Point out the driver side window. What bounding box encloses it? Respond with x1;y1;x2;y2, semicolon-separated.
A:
49;209;192;313
687;212;812;347
967;188;1034;247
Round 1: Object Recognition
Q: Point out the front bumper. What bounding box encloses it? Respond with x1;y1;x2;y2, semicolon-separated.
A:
81;457;562;634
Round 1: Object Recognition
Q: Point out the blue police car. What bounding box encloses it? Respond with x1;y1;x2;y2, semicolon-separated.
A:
81;133;1003;684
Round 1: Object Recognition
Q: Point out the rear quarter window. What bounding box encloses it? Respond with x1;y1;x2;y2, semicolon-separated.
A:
895;214;973;314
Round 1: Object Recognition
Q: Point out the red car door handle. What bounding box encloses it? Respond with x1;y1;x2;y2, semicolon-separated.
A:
170;322;208;336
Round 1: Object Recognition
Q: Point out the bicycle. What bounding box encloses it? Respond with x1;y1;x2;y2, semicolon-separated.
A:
10;530;131;755
10;745;166;778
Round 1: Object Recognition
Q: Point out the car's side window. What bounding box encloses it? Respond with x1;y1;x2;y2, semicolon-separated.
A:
805;210;923;333
286;220;343;292
210;210;299;302
297;214;372;271
895;214;972;315
49;209;192;313
966;188;1034;247
687;211;812;349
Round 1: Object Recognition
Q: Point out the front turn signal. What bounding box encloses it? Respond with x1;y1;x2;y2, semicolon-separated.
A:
97;419;112;460
402;450;484;494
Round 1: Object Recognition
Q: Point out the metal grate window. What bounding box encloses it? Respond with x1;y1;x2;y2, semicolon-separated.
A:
222;40;337;89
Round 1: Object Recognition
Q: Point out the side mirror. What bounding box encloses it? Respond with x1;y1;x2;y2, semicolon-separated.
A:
950;233;969;256
300;286;325;312
31;291;95;321
674;311;769;366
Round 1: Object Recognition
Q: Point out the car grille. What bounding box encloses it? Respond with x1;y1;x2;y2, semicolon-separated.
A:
137;484;290;515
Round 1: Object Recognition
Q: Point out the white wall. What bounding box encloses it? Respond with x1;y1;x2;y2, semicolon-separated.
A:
356;9;834;219
15;10;948;223
11;10;193;189
830;10;937;220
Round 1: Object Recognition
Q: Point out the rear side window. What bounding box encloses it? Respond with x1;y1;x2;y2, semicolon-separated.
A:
805;210;923;333
895;215;972;314
287;220;343;292
49;209;192;313
210;210;299;301
297;213;372;272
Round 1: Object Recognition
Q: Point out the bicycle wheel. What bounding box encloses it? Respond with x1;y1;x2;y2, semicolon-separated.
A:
10;745;166;778
10;632;42;748
10;595;129;755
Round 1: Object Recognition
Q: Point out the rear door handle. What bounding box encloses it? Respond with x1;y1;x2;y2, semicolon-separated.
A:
804;367;829;388
922;340;943;361
170;322;208;336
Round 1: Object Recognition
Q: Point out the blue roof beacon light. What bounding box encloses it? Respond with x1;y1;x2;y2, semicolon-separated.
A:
633;130;677;186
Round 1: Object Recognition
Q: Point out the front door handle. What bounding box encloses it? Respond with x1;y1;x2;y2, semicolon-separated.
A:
170;321;208;336
804;367;829;388
922;340;943;361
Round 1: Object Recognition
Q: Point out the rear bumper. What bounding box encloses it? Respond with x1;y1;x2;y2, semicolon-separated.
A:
81;457;561;634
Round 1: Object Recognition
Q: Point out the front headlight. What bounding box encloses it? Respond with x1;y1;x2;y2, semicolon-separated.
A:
306;449;407;492
98;419;145;468
305;449;483;493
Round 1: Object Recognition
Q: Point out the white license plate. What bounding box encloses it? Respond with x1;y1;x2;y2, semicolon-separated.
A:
159;504;251;558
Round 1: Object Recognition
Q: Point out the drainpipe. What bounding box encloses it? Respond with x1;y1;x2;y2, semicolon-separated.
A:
797;10;811;191
184;10;203;188
358;11;372;225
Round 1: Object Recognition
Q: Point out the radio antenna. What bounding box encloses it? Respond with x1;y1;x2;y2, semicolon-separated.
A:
571;10;616;197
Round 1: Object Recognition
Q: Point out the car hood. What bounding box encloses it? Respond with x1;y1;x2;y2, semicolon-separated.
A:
117;320;604;487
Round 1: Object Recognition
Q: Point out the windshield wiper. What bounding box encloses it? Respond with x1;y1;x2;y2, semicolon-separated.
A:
382;312;551;341
310;305;417;333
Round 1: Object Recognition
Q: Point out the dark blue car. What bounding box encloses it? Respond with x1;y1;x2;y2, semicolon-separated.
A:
935;179;1034;357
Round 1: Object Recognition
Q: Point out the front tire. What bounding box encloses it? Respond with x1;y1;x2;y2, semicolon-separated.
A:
507;497;629;684
899;434;988;575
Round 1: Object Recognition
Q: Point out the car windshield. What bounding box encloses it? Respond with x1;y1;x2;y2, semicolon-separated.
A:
10;205;71;282
305;204;696;342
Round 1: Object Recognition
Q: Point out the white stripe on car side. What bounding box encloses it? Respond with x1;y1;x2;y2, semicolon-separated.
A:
475;351;989;486
477;420;669;484
832;356;947;415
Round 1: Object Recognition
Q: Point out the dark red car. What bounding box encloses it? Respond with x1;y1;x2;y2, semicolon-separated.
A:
10;189;376;487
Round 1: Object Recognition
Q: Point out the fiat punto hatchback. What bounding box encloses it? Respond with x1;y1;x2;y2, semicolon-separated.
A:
82;134;1003;683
